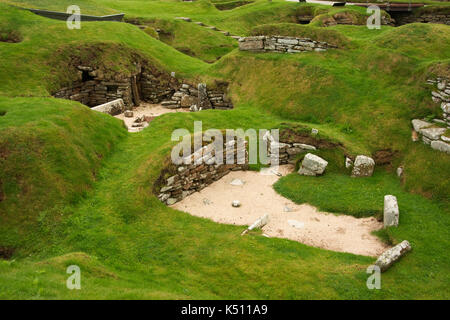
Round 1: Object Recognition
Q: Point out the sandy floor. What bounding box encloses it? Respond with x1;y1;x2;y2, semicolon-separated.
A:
172;165;389;257
115;103;189;132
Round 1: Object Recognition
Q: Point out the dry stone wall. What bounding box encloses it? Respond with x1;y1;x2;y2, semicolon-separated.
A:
161;83;233;111
410;77;450;154
393;11;450;26
53;64;233;112
157;137;249;205
238;36;337;53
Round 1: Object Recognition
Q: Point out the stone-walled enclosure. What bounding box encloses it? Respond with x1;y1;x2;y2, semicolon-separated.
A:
156;137;249;205
238;36;337;53
53;64;233;113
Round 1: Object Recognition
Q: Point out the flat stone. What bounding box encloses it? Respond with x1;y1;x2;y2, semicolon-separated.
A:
230;179;244;186
166;198;178;205
411;119;431;132
421;127;446;140
124;110;133;118
384;195;399;227
293;143;316;150
351;155;375;177
431;140;450;153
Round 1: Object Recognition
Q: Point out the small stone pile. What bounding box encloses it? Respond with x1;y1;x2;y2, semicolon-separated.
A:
238;36;337;53
157;138;249;205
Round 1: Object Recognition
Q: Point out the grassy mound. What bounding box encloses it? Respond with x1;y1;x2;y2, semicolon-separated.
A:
213;0;254;11
374;23;450;60
125;17;237;63
0;97;126;255
250;23;351;47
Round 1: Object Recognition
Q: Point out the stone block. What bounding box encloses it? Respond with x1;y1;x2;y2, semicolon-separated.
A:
384;195;399;227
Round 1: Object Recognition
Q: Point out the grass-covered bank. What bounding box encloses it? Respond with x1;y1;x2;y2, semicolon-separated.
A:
1;105;449;299
0;97;126;254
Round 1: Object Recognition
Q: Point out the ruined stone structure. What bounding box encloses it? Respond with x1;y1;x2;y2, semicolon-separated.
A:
161;83;233;110
238;36;337;53
410;77;450;154
157;136;249;205
53;64;233;112
391;10;450;26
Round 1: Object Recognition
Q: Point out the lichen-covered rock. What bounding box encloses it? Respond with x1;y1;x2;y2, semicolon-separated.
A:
431;140;450;154
411;119;431;132
375;240;411;272
384;195;399;227
421;127;446;140
351;155;375;177
298;153;328;176
180;95;198;108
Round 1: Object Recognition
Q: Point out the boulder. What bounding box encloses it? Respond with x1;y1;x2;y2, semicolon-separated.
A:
124;110;133;118
351;155;375;177
238;37;264;51
411;119;431;132
421;127;446;140
180;95;198;108
375;240;411;272
431;140;450;153
384;195;399;227
232;200;241;207
298;153;328;176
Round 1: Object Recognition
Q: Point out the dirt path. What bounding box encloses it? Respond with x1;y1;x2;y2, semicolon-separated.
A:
115;103;188;132
172;165;389;257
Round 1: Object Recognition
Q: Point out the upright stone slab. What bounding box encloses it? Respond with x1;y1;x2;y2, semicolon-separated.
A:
198;83;212;110
351;155;375;177
384;195;399;227
375;240;411;272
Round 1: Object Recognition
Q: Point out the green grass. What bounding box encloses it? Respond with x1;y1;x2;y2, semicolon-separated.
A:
125;17;238;63
0;0;449;299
